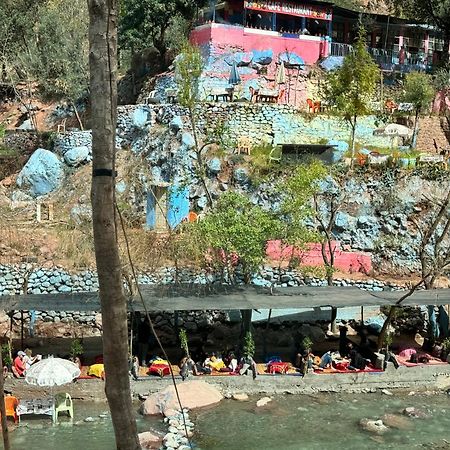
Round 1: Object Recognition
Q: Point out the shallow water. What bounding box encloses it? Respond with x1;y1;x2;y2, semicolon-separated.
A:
7;401;164;450
194;393;450;450
6;393;450;450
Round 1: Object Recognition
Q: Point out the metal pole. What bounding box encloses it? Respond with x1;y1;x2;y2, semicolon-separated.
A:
384;15;390;51
20;311;24;350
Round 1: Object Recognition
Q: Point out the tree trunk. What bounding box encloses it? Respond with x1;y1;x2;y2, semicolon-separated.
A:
240;309;253;350
0;354;10;450
71;100;84;131
350;116;357;167
88;1;141;449
412;109;420;149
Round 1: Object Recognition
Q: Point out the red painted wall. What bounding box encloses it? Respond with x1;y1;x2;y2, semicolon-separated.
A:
266;240;372;274
190;23;328;64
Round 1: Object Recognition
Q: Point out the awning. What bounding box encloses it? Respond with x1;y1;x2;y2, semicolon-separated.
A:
0;285;448;312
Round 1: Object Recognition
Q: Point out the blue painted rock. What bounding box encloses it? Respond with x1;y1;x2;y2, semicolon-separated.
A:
207;157;221;175
132;106;149;128
16;148;65;197
319;56;344;71
64;146;90;167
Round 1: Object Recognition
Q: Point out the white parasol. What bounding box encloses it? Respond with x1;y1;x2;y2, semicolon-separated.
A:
25;356;81;387
374;123;413;138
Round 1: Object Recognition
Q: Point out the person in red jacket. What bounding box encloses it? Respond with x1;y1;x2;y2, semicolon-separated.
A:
12;351;26;378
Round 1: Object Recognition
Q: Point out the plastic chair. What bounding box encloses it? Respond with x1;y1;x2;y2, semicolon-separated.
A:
53;393;73;422
306;98;319;113
4;395;19;423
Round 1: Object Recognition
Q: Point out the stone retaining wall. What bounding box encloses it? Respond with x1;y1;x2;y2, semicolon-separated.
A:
0;263;405;331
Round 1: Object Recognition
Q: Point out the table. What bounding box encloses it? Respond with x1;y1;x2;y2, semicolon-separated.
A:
17;398;54;420
257;89;279;103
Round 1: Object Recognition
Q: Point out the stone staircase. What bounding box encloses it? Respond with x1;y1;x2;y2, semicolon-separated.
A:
416;116;450;153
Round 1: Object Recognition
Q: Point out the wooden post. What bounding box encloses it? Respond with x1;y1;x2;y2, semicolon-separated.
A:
20;311;24;350
0;353;10;450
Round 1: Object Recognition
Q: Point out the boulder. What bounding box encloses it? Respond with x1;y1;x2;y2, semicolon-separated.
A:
233;167;249;184
169;116;183;133
132;106;150;128
207;157;221;175
256;397;272;407
319;56;345;72
138;431;163;449
181;132;195;150
402;407;430;419
16;148;65;197
232;393;249;401
252;49;273;65
359;418;388;434
140;380;223;416
17;119;35;131
381;414;412;430
64;146;90;167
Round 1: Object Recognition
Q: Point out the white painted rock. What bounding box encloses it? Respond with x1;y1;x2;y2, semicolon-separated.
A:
381;389;393;396
256;397;272;407
141;380;223;416
359;418;388;434
232;393;249;401
138;431;163;449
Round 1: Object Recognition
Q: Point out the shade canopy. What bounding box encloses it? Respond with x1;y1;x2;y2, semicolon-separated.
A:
25;357;81;387
276;62;286;84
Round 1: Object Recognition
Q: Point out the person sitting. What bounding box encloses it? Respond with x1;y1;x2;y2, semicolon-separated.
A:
319;351;333;370
12;351;26;378
23;348;41;371
348;345;367;370
239;354;257;379
180;356;196;380
204;353;226;372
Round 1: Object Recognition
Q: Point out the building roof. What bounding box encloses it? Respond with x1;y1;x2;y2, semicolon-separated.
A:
0;284;448;312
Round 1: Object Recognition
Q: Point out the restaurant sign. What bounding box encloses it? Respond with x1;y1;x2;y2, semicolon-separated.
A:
244;1;332;21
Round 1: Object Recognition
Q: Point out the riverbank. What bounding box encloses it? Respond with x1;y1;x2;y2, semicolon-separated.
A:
4;362;450;400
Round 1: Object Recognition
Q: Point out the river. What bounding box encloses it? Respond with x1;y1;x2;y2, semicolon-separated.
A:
6;393;450;449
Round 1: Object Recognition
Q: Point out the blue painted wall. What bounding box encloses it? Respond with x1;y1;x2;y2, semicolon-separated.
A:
146;184;190;230
167;185;190;229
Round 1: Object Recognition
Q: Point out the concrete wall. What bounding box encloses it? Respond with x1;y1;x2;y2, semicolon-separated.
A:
190;23;328;65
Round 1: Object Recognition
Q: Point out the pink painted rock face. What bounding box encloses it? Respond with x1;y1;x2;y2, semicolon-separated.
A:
138;431;163;449
140;380;223;416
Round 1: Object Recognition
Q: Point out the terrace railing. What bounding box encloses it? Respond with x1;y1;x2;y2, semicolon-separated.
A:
330;42;353;57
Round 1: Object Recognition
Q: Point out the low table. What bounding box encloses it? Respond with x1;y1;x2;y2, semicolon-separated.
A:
17;398;54;421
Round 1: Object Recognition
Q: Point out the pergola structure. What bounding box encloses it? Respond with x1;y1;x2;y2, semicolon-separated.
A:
1;284;449;312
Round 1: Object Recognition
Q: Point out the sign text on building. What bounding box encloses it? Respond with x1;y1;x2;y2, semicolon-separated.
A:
244;1;332;21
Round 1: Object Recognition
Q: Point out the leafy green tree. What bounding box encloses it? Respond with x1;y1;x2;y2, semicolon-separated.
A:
325;26;379;165
391;0;450;35
197;192;278;282
119;0;206;65
402;72;435;147
0;0;89;129
276;160;327;263
195;192;279;338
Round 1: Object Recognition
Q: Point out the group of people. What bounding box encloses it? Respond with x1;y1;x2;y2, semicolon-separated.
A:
180;351;257;380
11;349;42;378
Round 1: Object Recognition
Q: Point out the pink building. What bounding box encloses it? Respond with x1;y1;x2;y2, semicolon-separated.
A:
191;0;332;65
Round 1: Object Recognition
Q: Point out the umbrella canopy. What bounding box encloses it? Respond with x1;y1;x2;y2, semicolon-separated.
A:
374;123;413;138
276;62;286;84
228;61;241;85
25;357;81;387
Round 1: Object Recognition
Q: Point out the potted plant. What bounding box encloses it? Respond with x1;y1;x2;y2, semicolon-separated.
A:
301;336;313;353
179;329;190;357
243;331;255;358
70;338;84;367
